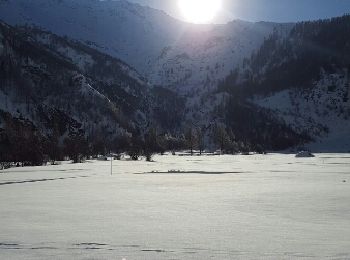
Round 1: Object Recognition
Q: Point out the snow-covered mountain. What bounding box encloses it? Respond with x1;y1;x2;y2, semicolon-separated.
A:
0;21;182;155
253;72;350;152
148;21;291;93
0;0;349;152
0;0;288;94
218;15;350;152
0;0;183;73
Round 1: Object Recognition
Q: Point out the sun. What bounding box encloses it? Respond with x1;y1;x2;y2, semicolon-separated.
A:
178;0;222;24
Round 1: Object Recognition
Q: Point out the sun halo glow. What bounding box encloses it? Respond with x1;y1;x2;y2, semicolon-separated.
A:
178;0;222;24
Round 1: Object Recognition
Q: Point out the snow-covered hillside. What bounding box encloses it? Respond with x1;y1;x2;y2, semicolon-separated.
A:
253;72;350;152
0;0;183;73
0;0;286;93
217;15;350;152
0;1;349;151
0;21;153;151
148;22;290;93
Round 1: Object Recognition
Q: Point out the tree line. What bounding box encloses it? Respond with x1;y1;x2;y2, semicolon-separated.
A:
0;108;270;169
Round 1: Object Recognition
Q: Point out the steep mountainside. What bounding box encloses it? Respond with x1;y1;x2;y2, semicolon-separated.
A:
0;21;186;162
0;0;183;73
147;21;289;93
0;1;349;153
218;15;350;151
0;0;287;94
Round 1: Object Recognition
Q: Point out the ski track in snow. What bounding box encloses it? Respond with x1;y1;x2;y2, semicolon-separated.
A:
0;154;350;259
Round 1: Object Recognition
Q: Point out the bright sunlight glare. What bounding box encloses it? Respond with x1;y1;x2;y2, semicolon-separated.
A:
178;0;222;24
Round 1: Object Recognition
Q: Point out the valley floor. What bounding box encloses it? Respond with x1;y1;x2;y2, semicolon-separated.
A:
0;154;349;259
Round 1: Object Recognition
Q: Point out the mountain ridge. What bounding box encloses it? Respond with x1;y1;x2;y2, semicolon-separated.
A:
217;15;350;152
0;20;186;163
0;1;349;157
0;0;289;94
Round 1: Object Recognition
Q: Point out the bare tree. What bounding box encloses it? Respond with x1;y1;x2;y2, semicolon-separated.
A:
213;124;229;154
185;126;197;156
196;126;206;155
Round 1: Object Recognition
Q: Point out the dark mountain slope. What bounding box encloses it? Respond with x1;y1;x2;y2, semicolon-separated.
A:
217;15;350;151
0;21;185;164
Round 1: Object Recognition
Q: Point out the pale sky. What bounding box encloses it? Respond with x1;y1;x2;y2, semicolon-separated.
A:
128;0;350;24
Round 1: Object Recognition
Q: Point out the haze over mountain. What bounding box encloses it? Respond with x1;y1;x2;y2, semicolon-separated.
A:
0;0;288;93
128;0;350;24
0;0;349;155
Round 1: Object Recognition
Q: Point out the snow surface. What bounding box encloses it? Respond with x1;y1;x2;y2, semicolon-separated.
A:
1;154;350;259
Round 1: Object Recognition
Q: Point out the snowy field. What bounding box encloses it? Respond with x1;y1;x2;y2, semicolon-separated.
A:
0;154;349;260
